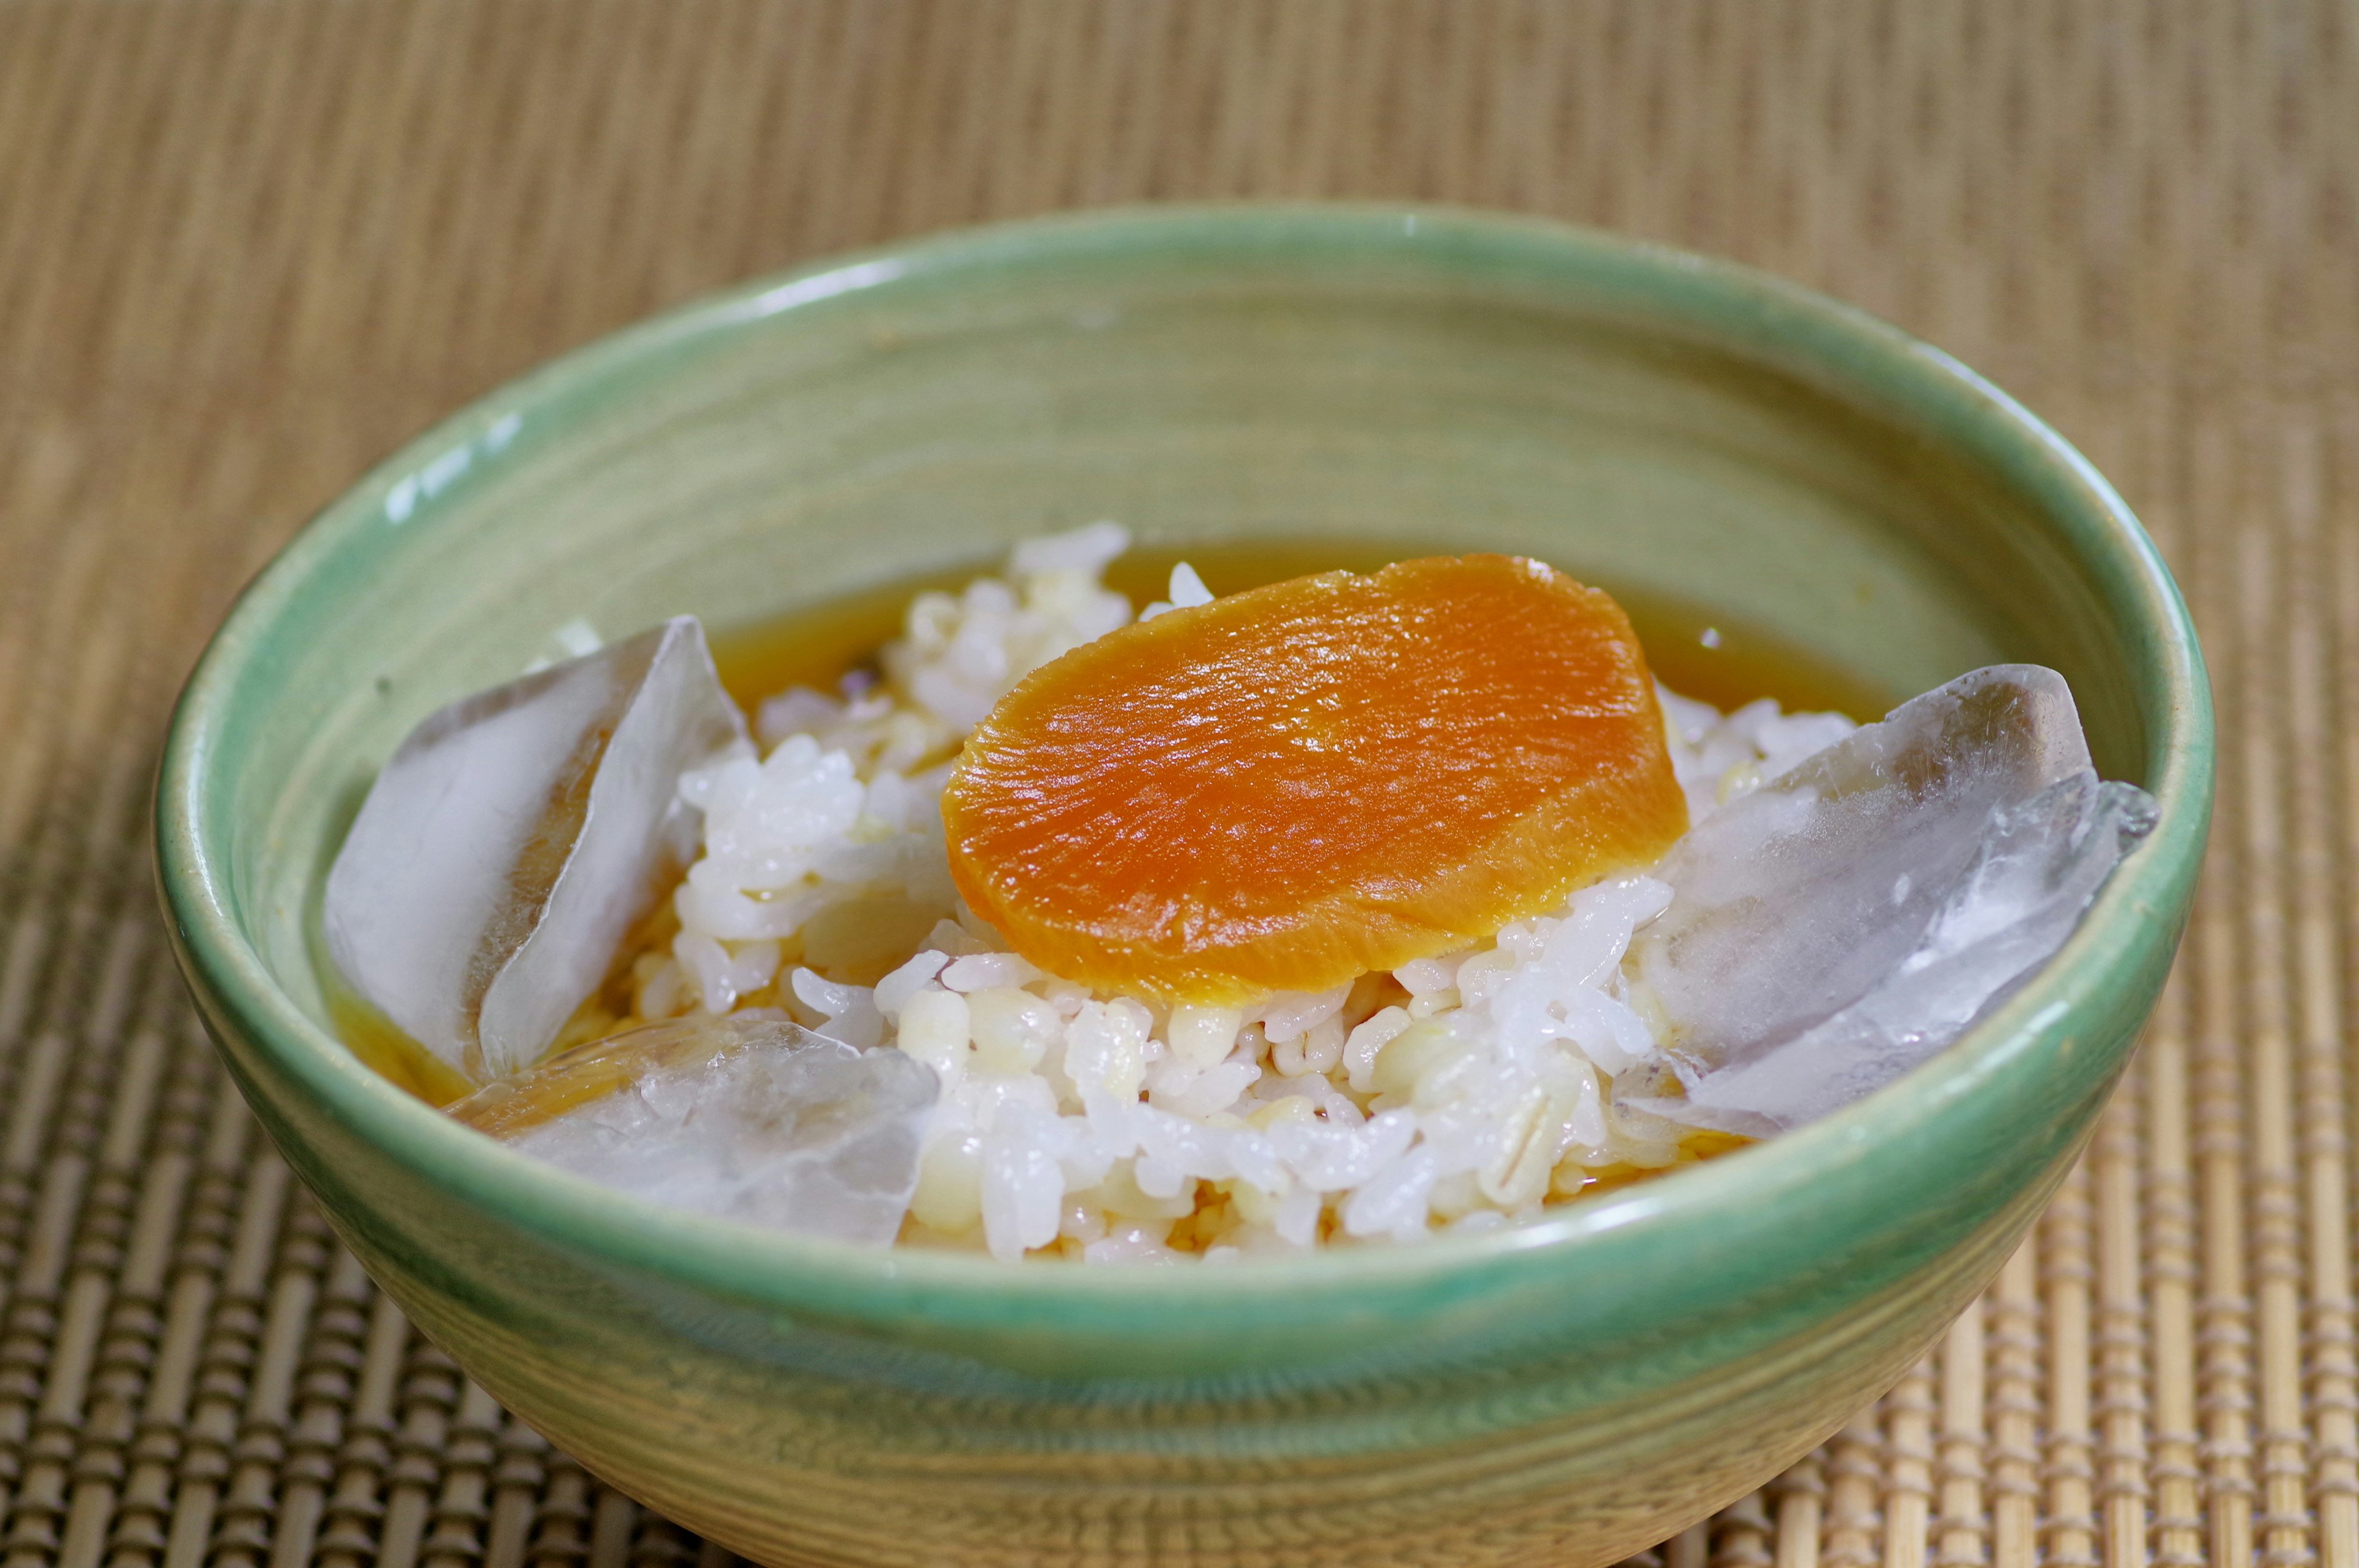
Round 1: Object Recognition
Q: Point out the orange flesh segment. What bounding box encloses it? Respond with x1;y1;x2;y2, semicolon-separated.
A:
942;554;1691;1004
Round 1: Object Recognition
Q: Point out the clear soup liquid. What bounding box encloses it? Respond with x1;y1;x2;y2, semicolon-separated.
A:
710;542;1890;727
337;544;1888;1107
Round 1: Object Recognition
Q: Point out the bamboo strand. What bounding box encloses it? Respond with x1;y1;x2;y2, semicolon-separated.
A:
266;1249;374;1568
524;1453;593;1568
375;1338;462;1568
1775;1451;1828;1568
1934;1302;1992;1568
1824;1412;1885;1568
2239;416;2319;1568
313;1290;408;1568
2147;968;2208;1568
2192;410;2260;1568
417;1382;503;1568
2138;368;2205;1568
1985;1245;2042;1568
1885;1357;1938;1568
2317;384;2359;1568
586;1490;637;1568
480;1416;547;1568
1713;1491;1775;1568
2046;1163;2102;1568
2096;1091;2153;1568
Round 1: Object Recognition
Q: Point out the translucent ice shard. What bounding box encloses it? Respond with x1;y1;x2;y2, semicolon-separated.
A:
1621;665;2158;1137
325;618;750;1082
448;1013;939;1245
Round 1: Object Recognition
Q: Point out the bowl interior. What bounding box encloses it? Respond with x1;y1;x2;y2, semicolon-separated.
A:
165;208;2207;1329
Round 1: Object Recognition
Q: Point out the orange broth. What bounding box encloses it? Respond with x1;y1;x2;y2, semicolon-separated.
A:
710;542;1890;728
340;543;1887;1123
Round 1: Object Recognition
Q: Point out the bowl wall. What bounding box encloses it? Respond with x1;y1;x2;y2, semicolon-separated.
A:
160;207;2210;1567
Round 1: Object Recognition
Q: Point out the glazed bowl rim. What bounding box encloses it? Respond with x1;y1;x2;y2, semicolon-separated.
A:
155;201;2212;1314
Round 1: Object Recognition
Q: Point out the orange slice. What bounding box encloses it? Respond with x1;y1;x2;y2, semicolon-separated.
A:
942;554;1689;1003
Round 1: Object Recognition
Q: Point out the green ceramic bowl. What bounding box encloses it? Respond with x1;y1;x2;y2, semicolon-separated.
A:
157;207;2211;1567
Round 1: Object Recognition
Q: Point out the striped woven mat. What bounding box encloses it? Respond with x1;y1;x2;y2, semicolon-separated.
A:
1;3;2352;1564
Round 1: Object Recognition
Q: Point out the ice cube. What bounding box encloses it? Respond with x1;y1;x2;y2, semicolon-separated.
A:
325;618;750;1082
448;1013;939;1245
1621;665;2158;1137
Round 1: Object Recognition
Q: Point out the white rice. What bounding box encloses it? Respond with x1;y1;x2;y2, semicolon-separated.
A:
620;526;1858;1262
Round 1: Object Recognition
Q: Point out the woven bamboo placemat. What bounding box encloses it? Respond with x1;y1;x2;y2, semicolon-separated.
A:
0;2;2351;1564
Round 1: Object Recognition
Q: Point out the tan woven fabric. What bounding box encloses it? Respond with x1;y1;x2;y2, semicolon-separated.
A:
0;2;2351;1563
